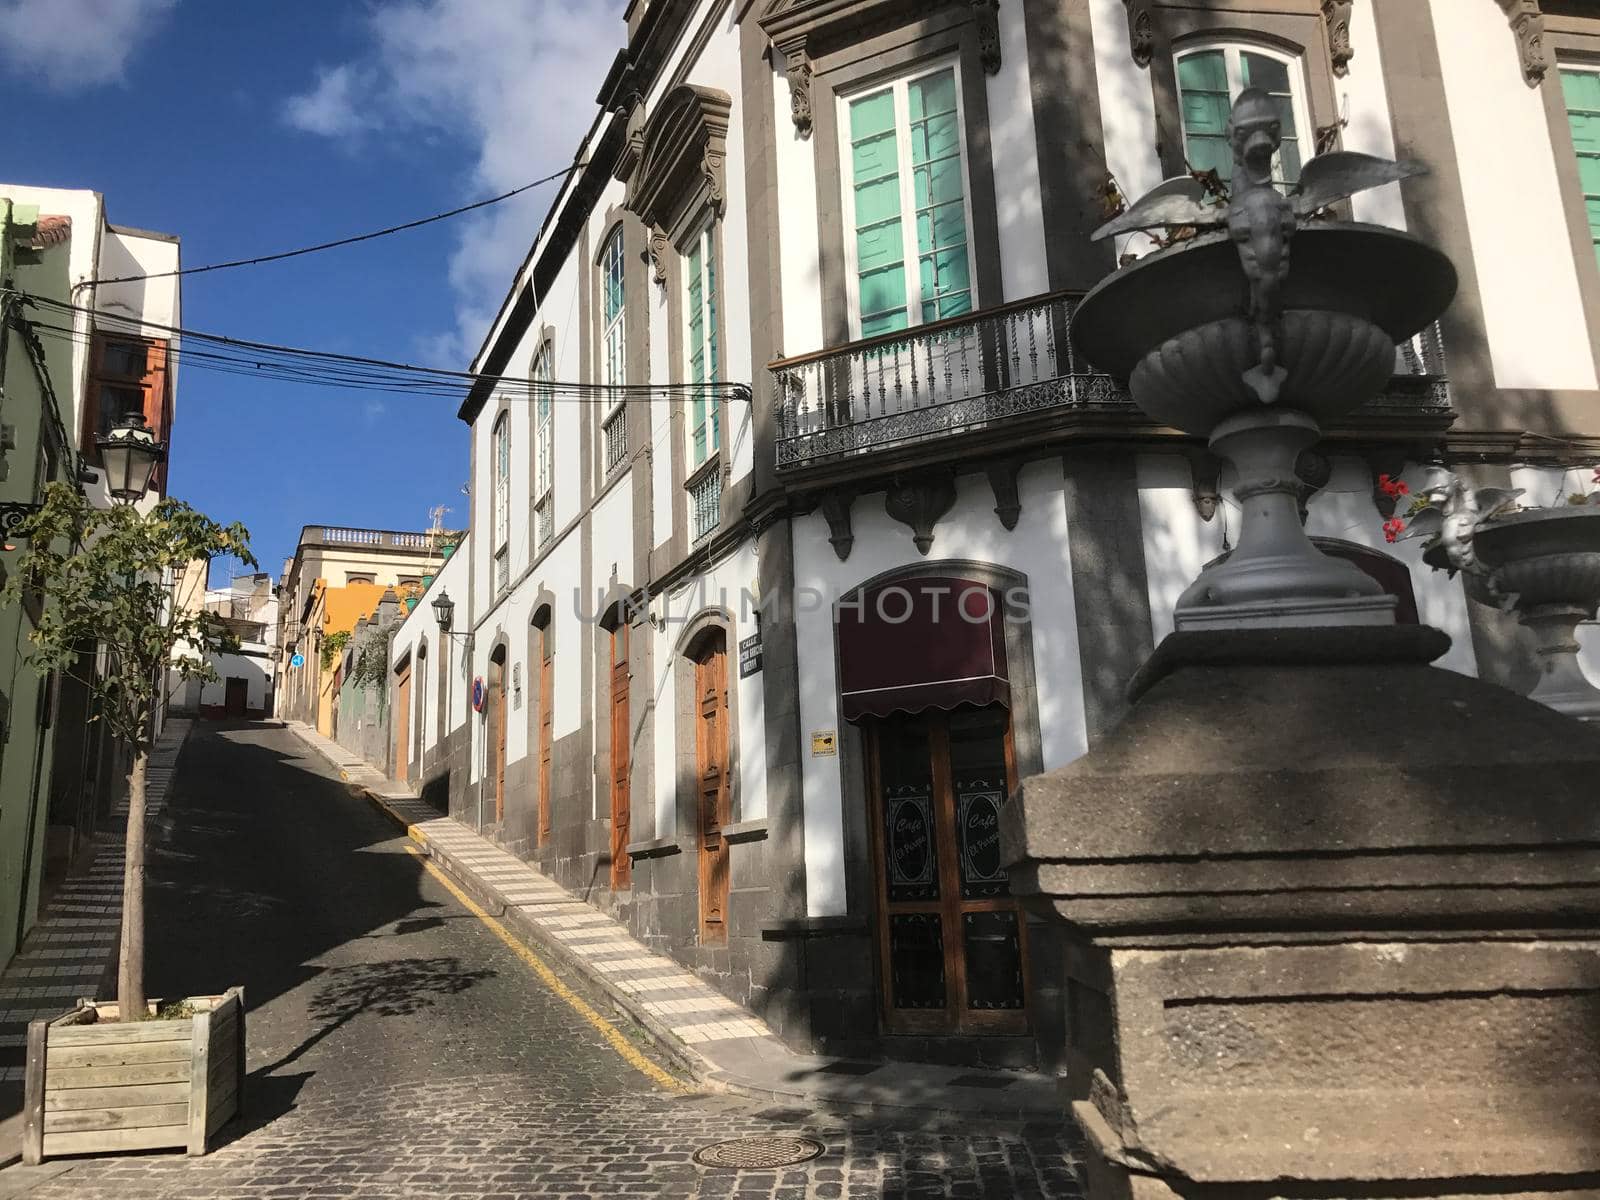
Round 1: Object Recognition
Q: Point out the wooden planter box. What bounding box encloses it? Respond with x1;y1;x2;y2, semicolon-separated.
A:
22;987;245;1162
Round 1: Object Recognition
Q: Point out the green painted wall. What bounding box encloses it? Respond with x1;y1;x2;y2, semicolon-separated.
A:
0;200;76;967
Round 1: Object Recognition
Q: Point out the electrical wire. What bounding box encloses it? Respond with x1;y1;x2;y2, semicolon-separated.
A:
13;292;753;406
76;164;586;288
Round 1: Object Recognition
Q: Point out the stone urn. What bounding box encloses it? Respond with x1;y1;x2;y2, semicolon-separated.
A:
1428;505;1600;719
1072;225;1456;629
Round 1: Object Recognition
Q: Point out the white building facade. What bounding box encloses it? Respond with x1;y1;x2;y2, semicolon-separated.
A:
384;0;1600;1066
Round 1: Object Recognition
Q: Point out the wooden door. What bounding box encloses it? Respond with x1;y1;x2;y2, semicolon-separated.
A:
694;634;730;943
492;660;507;823
224;677;248;718
537;629;553;845
609;624;632;889
865;704;1028;1035
394;664;412;783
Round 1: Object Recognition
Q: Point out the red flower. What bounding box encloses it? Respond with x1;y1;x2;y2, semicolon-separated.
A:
1377;473;1408;500
1382;516;1406;544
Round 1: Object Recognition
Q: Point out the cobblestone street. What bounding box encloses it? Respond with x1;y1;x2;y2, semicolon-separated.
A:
3;723;1078;1199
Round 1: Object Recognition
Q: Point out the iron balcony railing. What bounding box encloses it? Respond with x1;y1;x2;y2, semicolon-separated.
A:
689;465;723;543
770;290;1450;469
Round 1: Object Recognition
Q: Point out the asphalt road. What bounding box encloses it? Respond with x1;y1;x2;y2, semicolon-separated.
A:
5;722;1078;1199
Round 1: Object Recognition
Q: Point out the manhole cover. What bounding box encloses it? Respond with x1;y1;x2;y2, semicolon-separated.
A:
693;1135;825;1170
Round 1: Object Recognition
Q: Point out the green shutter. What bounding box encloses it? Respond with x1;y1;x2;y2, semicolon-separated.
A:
688;239;707;463
1178;50;1231;178
851;89;908;335
908;69;971;324
707;233;719;453
1563;69;1600;271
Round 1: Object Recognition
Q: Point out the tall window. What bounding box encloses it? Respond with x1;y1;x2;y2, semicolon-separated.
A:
844;65;974;338
1562;67;1600;271
685;225;720;467
600;228;629;473
532;343;554;549
87;335;168;470
492;412;510;596
1176;45;1309;185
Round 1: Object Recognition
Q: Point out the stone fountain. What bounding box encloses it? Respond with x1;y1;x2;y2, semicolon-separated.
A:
1002;91;1600;1200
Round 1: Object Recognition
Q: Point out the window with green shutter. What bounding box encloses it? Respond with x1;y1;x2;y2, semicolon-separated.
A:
1561;68;1600;272
845;64;975;338
1176;45;1308;185
686;224;720;467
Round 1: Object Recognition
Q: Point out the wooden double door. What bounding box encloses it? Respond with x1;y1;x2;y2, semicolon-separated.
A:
694;632;730;943
865;704;1029;1034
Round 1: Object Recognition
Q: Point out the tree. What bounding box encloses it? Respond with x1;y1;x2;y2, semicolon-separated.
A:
0;483;254;1018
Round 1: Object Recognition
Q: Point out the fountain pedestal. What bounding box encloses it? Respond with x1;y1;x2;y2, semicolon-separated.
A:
1001;627;1600;1199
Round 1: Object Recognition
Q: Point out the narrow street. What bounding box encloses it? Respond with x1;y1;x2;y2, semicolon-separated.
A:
13;723;1075;1199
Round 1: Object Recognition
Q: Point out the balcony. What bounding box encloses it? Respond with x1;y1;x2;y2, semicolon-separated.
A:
770;290;1451;475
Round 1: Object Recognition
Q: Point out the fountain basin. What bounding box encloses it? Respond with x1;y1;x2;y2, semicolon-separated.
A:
1071;224;1458;435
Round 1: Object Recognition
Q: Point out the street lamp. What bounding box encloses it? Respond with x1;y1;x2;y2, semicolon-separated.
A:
96;415;167;505
431;589;456;634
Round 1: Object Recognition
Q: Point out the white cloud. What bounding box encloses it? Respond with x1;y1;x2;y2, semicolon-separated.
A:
0;0;177;90
283;64;380;139
283;0;626;366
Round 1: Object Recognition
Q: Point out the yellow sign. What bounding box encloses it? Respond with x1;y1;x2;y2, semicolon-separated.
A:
811;730;837;756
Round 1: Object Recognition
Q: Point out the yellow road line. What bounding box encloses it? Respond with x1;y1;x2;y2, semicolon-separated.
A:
401;843;689;1093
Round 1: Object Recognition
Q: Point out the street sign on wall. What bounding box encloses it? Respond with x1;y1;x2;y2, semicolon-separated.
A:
290;653;305;668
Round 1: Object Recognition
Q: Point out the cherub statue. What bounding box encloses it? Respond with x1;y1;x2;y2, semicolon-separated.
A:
1093;88;1428;406
1398;473;1523;580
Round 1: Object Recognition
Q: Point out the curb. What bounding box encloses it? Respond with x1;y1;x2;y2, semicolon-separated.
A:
350;782;717;1092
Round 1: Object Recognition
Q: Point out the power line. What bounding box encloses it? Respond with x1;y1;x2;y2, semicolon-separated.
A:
13;292;753;406
76;163;585;288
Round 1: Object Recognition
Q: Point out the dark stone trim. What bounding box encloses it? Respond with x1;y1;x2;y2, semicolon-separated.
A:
1061;451;1154;742
626;835;682;859
620;84;734;248
741;14;786;501
1023;0;1116;292
760;915;870;941
721;818;768;843
1498;0;1552;87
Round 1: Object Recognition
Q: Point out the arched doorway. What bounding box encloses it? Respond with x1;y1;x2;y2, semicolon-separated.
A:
487;644;508;823
393;655;412;784
837;574;1032;1036
689;628;730;944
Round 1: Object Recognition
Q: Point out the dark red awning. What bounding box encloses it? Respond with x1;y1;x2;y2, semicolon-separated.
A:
837;577;1009;722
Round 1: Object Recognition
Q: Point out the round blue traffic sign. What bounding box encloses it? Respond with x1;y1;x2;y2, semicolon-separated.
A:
290;653;305;668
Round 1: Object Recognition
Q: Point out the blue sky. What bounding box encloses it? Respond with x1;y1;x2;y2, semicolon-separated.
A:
1;0;622;583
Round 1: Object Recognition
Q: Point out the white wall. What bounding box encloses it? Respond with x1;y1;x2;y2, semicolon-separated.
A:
200;648;272;711
790;463;1089;917
389;536;471;760
1088;0;1162;260
650;541;768;839
987;0;1049;300
1429;0;1597;392
1136;453;1479;677
1342;1;1406;230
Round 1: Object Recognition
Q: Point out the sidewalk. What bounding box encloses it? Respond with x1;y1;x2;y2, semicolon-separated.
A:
286;720;1061;1123
0;718;192;1141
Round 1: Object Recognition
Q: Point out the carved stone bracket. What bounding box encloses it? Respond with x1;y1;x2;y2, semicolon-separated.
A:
1122;0;1154;69
646;225;669;289
1323;0;1354;78
885;473;957;556
618;84;733;249
985;460;1022;530
1187;450;1223;523
774;35;814;137
1497;0;1549;89
971;0;1002;76
819;488;855;561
